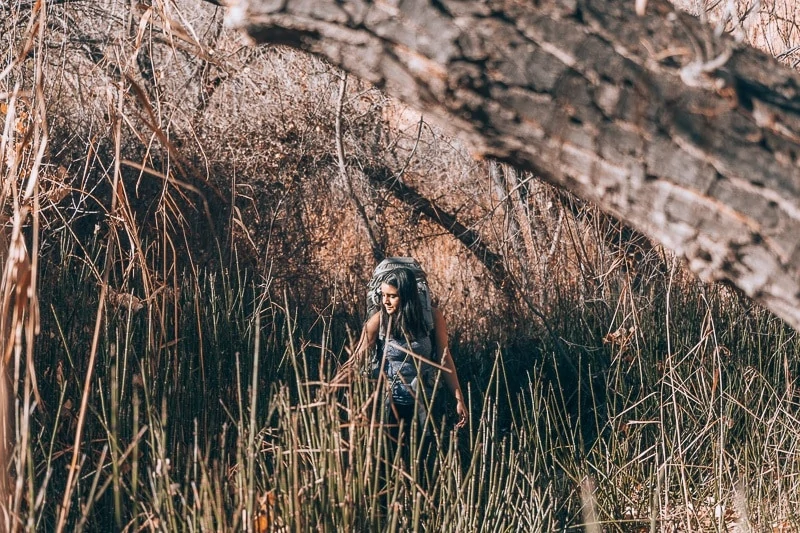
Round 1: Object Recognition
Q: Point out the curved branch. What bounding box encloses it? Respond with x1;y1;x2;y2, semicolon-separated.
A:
226;0;800;330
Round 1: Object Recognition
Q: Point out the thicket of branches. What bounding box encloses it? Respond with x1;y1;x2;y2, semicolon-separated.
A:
0;0;796;336
0;0;666;348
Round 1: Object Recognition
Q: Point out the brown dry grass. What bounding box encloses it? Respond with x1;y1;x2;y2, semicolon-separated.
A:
673;0;800;65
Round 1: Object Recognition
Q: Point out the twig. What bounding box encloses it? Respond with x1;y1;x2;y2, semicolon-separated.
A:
334;71;383;262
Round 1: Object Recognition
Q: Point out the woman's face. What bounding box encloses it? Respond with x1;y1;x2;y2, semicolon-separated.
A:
380;283;401;315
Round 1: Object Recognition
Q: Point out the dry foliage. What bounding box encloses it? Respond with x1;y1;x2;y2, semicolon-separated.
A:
0;0;797;529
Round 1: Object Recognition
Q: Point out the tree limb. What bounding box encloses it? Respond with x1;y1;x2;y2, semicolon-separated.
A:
334;72;384;262
226;0;800;330
364;166;512;297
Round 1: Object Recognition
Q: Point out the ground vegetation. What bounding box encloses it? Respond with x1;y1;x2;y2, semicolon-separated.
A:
0;0;798;530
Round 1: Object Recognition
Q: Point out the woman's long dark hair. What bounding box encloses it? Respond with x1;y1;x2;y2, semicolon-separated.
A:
380;267;428;341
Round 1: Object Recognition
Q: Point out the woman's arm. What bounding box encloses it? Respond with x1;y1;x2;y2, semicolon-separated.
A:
433;308;468;428
333;312;381;383
355;312;381;365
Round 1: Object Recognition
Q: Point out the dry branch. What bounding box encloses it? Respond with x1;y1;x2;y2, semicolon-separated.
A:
225;0;800;330
334;73;384;262
364;165;512;295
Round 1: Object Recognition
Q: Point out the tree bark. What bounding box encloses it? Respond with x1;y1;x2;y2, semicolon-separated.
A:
226;0;800;330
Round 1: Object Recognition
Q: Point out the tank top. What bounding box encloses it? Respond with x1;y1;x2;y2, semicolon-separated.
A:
382;334;436;405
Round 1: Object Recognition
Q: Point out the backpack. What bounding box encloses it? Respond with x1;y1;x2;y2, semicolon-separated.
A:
366;257;435;340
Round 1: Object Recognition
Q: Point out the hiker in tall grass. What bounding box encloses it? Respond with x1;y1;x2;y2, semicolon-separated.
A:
339;267;468;434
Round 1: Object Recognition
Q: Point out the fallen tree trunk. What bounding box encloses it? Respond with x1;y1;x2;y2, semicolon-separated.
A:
226;0;800;330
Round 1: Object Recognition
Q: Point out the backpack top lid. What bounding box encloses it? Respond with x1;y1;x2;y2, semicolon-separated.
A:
367;257;434;338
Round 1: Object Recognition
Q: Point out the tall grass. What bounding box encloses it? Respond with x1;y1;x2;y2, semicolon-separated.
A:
3;233;796;531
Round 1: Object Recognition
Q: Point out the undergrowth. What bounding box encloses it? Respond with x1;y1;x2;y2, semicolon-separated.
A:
3;1;800;531
10;237;800;532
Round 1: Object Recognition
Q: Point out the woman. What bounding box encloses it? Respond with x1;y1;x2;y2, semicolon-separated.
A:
340;267;468;432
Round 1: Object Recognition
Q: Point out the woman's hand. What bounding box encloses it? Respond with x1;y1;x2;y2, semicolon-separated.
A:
455;397;468;429
331;358;356;384
432;308;468;429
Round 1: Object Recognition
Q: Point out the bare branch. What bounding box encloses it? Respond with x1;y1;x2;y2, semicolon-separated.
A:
228;0;800;330
334;73;384;262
